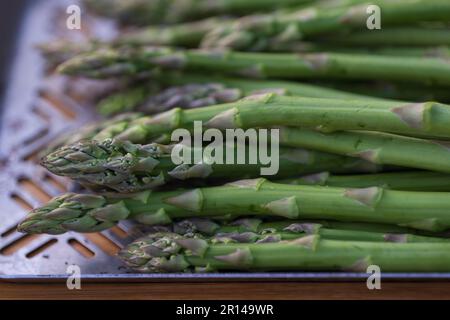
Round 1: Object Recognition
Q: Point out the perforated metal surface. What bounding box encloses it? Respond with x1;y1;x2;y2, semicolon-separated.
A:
2;0;450;282
0;0;137;279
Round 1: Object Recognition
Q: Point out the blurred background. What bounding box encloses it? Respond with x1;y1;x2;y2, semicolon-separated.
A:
0;0;27;108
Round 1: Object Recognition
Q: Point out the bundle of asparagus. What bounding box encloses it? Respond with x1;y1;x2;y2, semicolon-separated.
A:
200;0;450;51
22;0;450;273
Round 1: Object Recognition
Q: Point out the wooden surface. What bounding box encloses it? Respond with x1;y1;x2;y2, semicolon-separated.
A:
1;281;450;299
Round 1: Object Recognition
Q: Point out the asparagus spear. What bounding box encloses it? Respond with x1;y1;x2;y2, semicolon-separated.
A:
17;178;450;234
42;138;369;192
159;74;449;104
279;127;450;173
98;74;388;116
158;73;386;101
57;46;450;87
97;82;242;116
206;228;450;244
36;18;227;69
97;85;153;116
83;0;313;25
318;28;450;47
115;18;230;48
177;217;417;235
246;41;450;58
96;93;450;141
322;81;450;102
201;0;450;51
39;113;142;158
281;171;450;191
37;41;96;70
206;94;450;139
307;46;450;59
174;218;450;243
119;232;450;272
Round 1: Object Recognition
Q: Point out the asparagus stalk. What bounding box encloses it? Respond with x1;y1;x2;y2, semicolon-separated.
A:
164;75;445;104
83;0;313;25
206;228;449;244
57;46;450;87
38;19;227;57
97;82;242;116
196;217;417;234
115;18;230;48
174;218;450;243
97;93;450;141
97;85;153;116
98;74;388;116
281;171;450;191
249;42;450;56
205;94;450;139
42;138;369;192
322;81;450;102
174;218;383;235
158;73;386;101
306;46;450;59
245;41;450;58
37;41;97;70
279;127;450;173
37;18;227;69
119;232;450;272
201;0;450;51
17;178;450;234
318;28;450;47
39;113;142;158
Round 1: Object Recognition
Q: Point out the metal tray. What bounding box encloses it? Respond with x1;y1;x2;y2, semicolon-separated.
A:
1;0;450;282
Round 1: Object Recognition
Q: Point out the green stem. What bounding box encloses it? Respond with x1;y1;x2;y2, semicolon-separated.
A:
110;93;450;141
318;28;450;47
175;217;420;235
321;81;450;103
174;218;450;243
17;178;450;234
97;73;391;116
84;0;313;25
120;232;450;272
39;113;143;158
115;18;228;47
58;46;450;87
280;127;450;173
158;73;387;101
43;139;371;192
281;171;450;191
205;94;450;139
